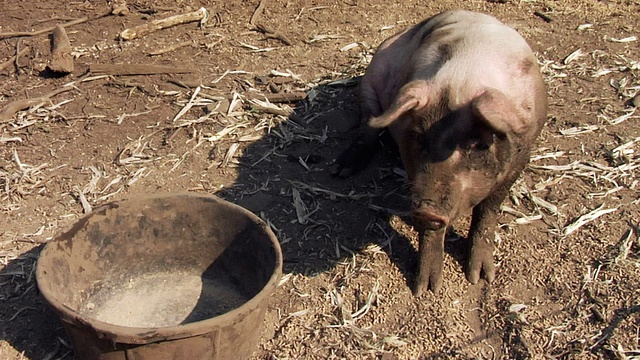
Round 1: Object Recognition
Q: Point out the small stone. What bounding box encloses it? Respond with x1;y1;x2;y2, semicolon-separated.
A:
268;82;281;93
631;94;640;108
204;99;230;114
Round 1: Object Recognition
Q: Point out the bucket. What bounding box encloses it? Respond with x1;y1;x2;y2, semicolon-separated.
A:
36;193;283;359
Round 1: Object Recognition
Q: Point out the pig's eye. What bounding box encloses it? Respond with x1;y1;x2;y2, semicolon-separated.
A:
469;139;489;151
461;136;489;151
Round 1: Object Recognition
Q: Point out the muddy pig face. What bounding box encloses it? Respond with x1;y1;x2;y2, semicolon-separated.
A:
371;87;530;231
403;106;513;230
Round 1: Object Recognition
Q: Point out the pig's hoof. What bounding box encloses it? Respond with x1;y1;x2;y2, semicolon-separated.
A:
413;268;443;296
466;248;495;285
429;274;443;294
329;162;355;178
330;141;376;178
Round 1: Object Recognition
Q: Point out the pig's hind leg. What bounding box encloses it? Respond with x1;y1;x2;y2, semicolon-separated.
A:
331;124;383;177
331;86;384;177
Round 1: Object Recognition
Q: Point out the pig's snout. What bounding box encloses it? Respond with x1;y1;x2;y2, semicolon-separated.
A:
411;209;449;231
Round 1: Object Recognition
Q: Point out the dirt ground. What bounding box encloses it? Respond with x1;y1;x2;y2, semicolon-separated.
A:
1;0;639;359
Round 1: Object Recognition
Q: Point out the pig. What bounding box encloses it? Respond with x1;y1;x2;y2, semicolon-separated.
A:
332;10;547;295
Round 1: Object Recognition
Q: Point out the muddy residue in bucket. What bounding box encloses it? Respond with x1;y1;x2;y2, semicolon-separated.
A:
81;271;249;328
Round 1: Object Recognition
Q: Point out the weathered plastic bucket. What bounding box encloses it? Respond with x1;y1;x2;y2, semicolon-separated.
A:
36;193;283;359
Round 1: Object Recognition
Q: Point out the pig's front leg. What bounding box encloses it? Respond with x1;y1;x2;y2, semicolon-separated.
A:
466;192;506;285
413;227;447;296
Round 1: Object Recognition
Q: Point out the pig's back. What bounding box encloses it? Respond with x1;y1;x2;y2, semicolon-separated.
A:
414;11;539;110
361;10;543;127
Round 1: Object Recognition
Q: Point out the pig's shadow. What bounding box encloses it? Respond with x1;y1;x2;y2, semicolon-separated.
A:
0;246;73;359
215;78;469;289
0;79;472;360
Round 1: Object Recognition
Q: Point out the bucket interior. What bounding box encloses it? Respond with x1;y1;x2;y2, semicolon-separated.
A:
37;194;280;329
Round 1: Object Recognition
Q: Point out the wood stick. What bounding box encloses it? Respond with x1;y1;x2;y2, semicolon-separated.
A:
35;17;82;25
257;23;292;46
534;11;553;23
147;40;193;56
119;7;208;41
48;25;74;73
0;87;75;123
89;63;195;75
0;9;112;40
247;91;307;103
249;0;267;27
0;17;88;39
249;102;292;117
249;0;292;46
0;47;30;72
15;40;24;73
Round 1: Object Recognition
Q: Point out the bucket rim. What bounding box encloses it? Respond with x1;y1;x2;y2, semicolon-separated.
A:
36;192;284;344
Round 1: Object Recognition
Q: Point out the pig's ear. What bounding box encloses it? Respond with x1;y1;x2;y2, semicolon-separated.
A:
368;80;430;128
471;89;529;136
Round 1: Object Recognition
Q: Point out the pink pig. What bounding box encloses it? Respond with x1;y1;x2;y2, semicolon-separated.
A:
333;10;547;295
